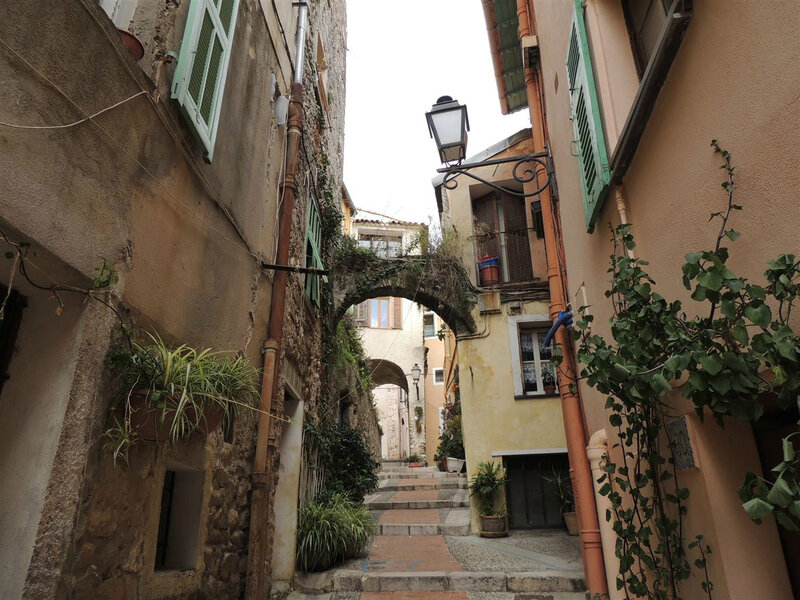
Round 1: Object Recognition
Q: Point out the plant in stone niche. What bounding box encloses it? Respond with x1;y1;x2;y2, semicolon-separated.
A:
434;403;465;467
572;141;799;599
104;332;261;464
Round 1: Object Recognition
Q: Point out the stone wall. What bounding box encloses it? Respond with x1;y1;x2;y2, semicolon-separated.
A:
0;0;348;598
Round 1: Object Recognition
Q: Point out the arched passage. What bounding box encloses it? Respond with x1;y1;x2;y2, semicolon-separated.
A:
332;250;478;336
370;358;409;393
367;358;410;461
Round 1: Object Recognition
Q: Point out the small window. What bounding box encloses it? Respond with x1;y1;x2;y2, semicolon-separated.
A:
304;195;324;306
315;35;330;113
531;200;545;240
423;313;436;338
433;368;444;385
154;468;204;570
370;298;390;329
362;297;402;329
171;0;241;160
518;325;556;396
621;0;670;78
473;192;533;283
358;233;403;258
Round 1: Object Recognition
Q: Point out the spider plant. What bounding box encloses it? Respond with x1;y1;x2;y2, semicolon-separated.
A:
469;460;508;516
104;332;260;461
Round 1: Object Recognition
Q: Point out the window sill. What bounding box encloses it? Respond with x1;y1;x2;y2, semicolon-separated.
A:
515;393;560;400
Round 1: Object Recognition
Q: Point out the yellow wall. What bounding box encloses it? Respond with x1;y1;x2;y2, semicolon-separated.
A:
424;325;447;465
440;132;567;531
533;0;798;596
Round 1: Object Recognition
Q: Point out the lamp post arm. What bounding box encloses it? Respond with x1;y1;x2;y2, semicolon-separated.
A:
437;152;554;198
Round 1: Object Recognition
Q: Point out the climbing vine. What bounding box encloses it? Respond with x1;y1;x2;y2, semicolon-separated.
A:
574;141;799;599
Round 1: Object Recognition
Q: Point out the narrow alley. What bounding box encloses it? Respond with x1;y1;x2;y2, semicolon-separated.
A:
290;462;585;600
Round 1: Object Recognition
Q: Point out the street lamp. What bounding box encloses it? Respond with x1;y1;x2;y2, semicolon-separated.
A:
411;363;422;385
425;96;470;164
425;96;554;198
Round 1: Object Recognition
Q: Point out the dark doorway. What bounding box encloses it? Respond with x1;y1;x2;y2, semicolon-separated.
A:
0;284;26;398
752;402;800;596
503;452;570;529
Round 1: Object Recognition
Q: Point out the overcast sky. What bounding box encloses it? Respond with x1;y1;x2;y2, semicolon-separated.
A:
343;0;531;225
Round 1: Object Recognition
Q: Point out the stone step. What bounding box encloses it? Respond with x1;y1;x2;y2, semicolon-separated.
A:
378;471;466;480
332;570;586;594
321;593;589;600
365;489;469;511
377;479;468;492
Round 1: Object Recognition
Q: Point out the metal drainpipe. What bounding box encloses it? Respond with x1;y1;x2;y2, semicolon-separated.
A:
516;0;609;596
245;3;308;599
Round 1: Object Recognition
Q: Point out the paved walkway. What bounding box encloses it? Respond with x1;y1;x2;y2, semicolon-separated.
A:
290;463;586;600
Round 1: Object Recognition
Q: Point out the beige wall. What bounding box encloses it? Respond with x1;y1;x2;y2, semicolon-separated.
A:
424;314;447;465
534;0;798;596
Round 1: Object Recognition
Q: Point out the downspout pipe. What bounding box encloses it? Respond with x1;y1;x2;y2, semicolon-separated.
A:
516;0;609;596
245;3;308;599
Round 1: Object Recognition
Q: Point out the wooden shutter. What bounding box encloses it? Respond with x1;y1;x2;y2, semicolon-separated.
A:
501;194;533;282
472;193;500;261
354;302;368;325
304;196;323;306
392;297;402;329
566;0;611;233
172;0;240;161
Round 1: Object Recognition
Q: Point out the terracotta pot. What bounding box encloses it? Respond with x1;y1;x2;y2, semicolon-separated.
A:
408;461;424;468
479;515;508;538
117;29;145;61
123;389;225;442
544;384;556;395
563;511;579;536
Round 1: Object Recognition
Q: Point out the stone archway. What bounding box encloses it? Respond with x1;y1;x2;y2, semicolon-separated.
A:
331;249;478;336
368;358;410;461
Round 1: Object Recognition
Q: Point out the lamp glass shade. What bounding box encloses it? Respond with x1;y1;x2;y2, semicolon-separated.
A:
411;363;421;384
426;97;469;164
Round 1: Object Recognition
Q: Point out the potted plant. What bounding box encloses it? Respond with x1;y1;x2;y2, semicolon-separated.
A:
469;461;508;537
407;453;424;468
542;466;577;535
434;413;465;472
542;370;557;395
103;332;260;464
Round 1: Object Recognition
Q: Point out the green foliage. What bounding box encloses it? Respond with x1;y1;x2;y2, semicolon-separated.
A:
407;453;422;463
434;409;465;464
295;492;377;572
469;461;507;516
306;421;379;502
541;466;575;513
105;332;260;463
93;256;119;288
573;143;799;599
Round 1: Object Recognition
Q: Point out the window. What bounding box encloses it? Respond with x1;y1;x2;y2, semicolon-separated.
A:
531;200;545;240
423;312;436;338
358;233;403;258
304;195;323;306
508;315;555;397
355;297;402;329
315;35;330;113
566;1;612;233
0;285;25;397
621;0;670;78
473;191;533;283
433;368;444;385
171;0;240;160
154;468;204;570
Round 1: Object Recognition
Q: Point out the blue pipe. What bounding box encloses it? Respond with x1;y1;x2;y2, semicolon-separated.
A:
541;311;573;349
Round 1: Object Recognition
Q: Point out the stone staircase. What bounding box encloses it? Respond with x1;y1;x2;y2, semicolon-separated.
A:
290;461;587;599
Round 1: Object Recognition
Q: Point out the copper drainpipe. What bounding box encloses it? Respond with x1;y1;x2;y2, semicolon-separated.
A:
245;4;308;598
516;0;609;596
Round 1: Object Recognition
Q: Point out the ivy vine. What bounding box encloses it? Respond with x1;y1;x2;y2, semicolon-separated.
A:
573;141;799;599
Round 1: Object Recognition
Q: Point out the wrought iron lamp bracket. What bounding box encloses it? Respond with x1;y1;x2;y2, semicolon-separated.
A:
437;151;553;198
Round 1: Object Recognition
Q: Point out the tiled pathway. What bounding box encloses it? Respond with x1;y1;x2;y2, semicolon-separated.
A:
290;462;587;600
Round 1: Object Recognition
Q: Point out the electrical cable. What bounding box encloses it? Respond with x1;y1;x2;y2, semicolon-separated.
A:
0;90;149;129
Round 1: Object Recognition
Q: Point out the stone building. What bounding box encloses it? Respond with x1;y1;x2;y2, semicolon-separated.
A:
0;1;374;599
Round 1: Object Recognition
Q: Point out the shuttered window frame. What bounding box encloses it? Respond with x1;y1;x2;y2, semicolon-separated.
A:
304;195;324;307
171;0;240;161
566;0;612;233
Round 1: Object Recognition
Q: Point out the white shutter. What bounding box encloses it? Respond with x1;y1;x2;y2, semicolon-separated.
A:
171;0;240;161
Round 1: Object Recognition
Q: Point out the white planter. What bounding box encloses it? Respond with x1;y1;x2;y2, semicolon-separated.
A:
446;457;465;473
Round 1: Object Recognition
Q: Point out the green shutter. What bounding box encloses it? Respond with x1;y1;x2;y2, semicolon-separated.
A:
305;196;324;306
566;0;611;233
172;0;240;161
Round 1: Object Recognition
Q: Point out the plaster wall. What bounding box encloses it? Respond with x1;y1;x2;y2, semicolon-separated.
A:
424;315;447;466
374;385;407;460
359;300;427;457
534;0;798;595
